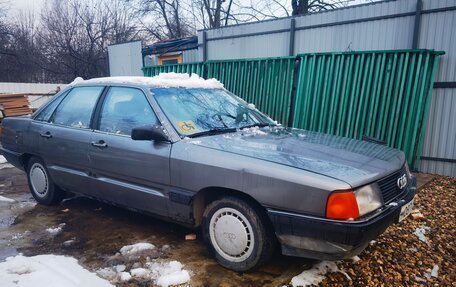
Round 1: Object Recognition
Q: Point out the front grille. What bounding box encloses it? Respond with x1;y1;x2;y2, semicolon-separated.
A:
378;165;408;203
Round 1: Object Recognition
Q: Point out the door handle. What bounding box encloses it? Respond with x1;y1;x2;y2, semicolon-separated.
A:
40;132;52;139
91;140;108;148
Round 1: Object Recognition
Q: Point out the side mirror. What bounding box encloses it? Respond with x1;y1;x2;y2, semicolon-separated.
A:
131;125;169;142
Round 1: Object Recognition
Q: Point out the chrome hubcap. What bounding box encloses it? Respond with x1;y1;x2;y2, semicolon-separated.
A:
209;207;254;262
30;163;48;198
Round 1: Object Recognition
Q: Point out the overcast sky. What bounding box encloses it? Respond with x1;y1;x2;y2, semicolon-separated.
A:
6;0;371;19
7;0;46;16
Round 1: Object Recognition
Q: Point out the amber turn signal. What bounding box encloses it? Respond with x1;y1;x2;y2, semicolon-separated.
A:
326;191;360;220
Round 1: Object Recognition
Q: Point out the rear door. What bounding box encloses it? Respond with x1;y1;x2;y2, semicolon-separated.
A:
89;86;171;216
37;86;105;194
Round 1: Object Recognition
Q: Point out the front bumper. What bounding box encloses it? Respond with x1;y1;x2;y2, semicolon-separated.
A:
268;176;417;260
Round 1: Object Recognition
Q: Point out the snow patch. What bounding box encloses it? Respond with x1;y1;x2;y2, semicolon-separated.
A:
46;223;66;235
97;267;118;281
0;155;7;164
247;103;256;109
63;239;75;246
148;260;191;287
241;126;267;136
69;77;84;85
115;265;126;273
119;271;131;282
0;156;14;169
119;242;155;255
413;226;431;242
130;267;150;278
11;231;30;240
0;254;113;287
83;73;224;89
388;202;398;206
0;195;15;203
291;261;347;287
425;265;439;279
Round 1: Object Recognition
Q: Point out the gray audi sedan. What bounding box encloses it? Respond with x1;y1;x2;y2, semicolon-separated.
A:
0;74;416;271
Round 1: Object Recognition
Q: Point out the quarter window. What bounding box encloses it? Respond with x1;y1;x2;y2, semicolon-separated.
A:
98;87;158;136
34;90;69;122
50;87;103;129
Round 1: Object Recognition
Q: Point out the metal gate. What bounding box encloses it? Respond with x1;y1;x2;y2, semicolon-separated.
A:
143;49;443;169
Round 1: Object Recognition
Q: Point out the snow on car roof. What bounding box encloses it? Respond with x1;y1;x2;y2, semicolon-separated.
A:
71;73;224;89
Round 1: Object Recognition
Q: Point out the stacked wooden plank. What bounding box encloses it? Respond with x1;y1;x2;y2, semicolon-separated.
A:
0;93;33;117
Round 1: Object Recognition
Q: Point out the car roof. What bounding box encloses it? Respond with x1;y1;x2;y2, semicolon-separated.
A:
70;73;224;90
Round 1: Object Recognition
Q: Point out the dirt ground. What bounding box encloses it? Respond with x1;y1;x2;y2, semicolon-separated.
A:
0;165;454;286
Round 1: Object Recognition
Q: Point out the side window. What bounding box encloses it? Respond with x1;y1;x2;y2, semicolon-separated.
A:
50;86;103;129
99;87;158;136
34;90;69;122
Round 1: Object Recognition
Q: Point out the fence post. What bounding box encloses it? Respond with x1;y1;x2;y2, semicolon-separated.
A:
289;19;296;56
287;56;301;127
202;31;208;62
412;0;422;49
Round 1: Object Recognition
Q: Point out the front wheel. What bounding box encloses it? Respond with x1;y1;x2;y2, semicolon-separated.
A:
26;157;64;205
202;197;275;271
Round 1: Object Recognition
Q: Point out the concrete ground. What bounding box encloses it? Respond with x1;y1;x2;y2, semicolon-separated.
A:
1;165;451;287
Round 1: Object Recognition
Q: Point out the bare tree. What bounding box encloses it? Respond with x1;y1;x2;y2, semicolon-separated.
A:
1;12;45;82
131;0;193;41
38;0;139;82
291;0;355;15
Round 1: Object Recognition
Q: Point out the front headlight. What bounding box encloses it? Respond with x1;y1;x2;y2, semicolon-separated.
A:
354;184;383;216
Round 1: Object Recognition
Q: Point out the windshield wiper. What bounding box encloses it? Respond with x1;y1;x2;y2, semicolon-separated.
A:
240;123;273;129
188;127;237;138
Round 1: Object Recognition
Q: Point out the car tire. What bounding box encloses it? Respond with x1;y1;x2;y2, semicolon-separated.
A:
202;196;275;271
26;157;63;205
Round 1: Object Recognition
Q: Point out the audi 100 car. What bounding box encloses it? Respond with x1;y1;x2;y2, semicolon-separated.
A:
0;73;416;271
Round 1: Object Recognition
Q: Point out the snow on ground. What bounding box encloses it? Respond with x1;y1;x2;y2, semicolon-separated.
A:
96;243;191;287
80;73;224;89
63;239;75;246
0;254;113;287
0;195;15;203
97;259;191;287
46;223;66;235
149;260;191;287
290;261;350;287
119;242;155;255
413;226;431;242
0;155;14;169
425;265;439;279
0;155;8;164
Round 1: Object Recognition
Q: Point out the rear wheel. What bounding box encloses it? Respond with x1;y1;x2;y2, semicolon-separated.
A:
202;197;275;271
26;157;64;205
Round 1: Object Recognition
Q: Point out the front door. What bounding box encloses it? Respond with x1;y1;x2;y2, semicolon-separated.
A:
89;86;171;216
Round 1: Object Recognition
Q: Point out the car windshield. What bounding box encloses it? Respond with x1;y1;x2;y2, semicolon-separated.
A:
152;88;275;137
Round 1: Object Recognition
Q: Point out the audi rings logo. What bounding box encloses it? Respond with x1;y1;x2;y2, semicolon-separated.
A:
223;232;237;240
397;174;408;189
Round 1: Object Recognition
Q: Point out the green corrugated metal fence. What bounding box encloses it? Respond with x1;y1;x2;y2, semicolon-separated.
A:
293;50;442;167
143;62;204;77
206;58;296;125
142;49;443;169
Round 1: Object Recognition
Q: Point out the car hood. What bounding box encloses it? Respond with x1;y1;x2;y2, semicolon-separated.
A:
186;127;405;187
